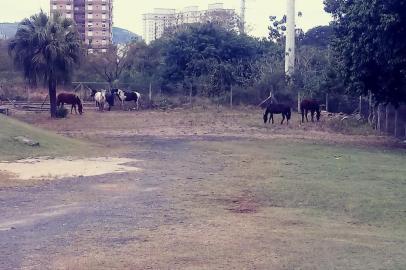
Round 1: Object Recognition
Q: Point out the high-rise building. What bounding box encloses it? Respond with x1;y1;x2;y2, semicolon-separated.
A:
50;0;113;53
143;3;238;44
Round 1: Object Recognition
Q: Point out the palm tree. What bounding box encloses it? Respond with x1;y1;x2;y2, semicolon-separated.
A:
9;11;81;118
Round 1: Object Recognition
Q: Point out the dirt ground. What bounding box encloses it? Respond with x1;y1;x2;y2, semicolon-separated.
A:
14;106;402;148
0;107;405;270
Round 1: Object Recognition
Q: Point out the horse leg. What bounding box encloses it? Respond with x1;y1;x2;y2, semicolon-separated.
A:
305;110;309;122
311;110;315;122
271;114;274;124
281;114;285;125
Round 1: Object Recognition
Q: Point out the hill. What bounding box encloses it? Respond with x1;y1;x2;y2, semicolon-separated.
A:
0;115;95;161
112;27;140;44
0;23;140;44
0;23;18;39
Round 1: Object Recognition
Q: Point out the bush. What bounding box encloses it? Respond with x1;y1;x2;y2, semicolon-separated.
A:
327;116;374;135
56;107;68;118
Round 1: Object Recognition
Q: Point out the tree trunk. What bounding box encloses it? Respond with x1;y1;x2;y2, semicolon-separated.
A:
49;78;57;118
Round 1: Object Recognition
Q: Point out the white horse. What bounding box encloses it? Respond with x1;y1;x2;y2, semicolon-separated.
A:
94;89;107;111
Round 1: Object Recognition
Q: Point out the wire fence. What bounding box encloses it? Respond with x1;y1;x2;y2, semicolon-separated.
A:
1;82;406;138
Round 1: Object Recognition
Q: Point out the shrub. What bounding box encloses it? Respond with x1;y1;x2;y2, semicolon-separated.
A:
56;107;68;118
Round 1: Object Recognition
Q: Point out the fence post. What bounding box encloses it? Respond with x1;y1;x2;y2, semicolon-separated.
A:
149;82;152;102
297;92;301;112
385;105;389;133
26;86;30;104
394;109;398;137
368;91;373;125
377;104;382;133
404;124;406;139
230;85;233;108
359;96;362;116
325;93;329;112
80;83;84;101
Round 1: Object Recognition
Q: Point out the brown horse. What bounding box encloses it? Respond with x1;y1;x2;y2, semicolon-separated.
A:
57;93;83;115
300;99;320;123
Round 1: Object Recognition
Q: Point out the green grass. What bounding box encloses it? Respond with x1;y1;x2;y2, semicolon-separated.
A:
198;140;406;231
0;115;96;161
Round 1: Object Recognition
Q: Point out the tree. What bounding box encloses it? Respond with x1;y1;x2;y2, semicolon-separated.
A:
301;25;334;48
8;11;81;118
161;23;265;97
324;0;406;107
87;44;132;88
126;41;162;95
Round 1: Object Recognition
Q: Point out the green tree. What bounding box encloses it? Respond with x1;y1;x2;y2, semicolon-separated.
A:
161;23;266;97
324;0;406;107
8;11;82;117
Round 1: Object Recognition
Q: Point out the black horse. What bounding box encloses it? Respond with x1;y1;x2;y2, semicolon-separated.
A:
263;103;291;125
300;99;321;123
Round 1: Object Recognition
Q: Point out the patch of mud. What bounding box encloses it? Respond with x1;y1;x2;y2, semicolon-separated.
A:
0;157;140;181
221;192;260;214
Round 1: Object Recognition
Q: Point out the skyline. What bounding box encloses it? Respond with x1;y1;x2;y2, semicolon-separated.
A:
0;1;332;37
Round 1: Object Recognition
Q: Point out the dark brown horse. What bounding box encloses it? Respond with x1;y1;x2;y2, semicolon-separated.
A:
57;93;83;115
263;103;291;125
300;99;320;123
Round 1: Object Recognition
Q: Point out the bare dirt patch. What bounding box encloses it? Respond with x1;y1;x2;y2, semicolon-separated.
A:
0;157;139;181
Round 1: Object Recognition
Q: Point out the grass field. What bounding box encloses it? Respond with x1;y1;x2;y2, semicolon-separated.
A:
1;109;405;269
109;138;405;269
0;115;95;161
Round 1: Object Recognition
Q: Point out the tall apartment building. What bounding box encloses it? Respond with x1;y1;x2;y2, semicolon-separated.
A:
50;0;113;53
143;3;237;44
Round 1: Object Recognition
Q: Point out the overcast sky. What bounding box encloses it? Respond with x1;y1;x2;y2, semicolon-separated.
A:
0;0;332;37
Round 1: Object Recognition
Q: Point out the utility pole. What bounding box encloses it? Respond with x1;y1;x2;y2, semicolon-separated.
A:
285;0;297;111
285;0;296;76
240;0;246;34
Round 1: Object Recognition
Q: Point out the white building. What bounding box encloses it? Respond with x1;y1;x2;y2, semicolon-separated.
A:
142;3;237;44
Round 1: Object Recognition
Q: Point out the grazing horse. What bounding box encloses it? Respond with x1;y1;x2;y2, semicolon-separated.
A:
300;99;321;123
114;89;141;110
263;103;291;125
57;93;83;115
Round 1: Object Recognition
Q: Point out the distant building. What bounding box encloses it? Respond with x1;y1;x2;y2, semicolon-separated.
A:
143;3;238;44
50;0;113;53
